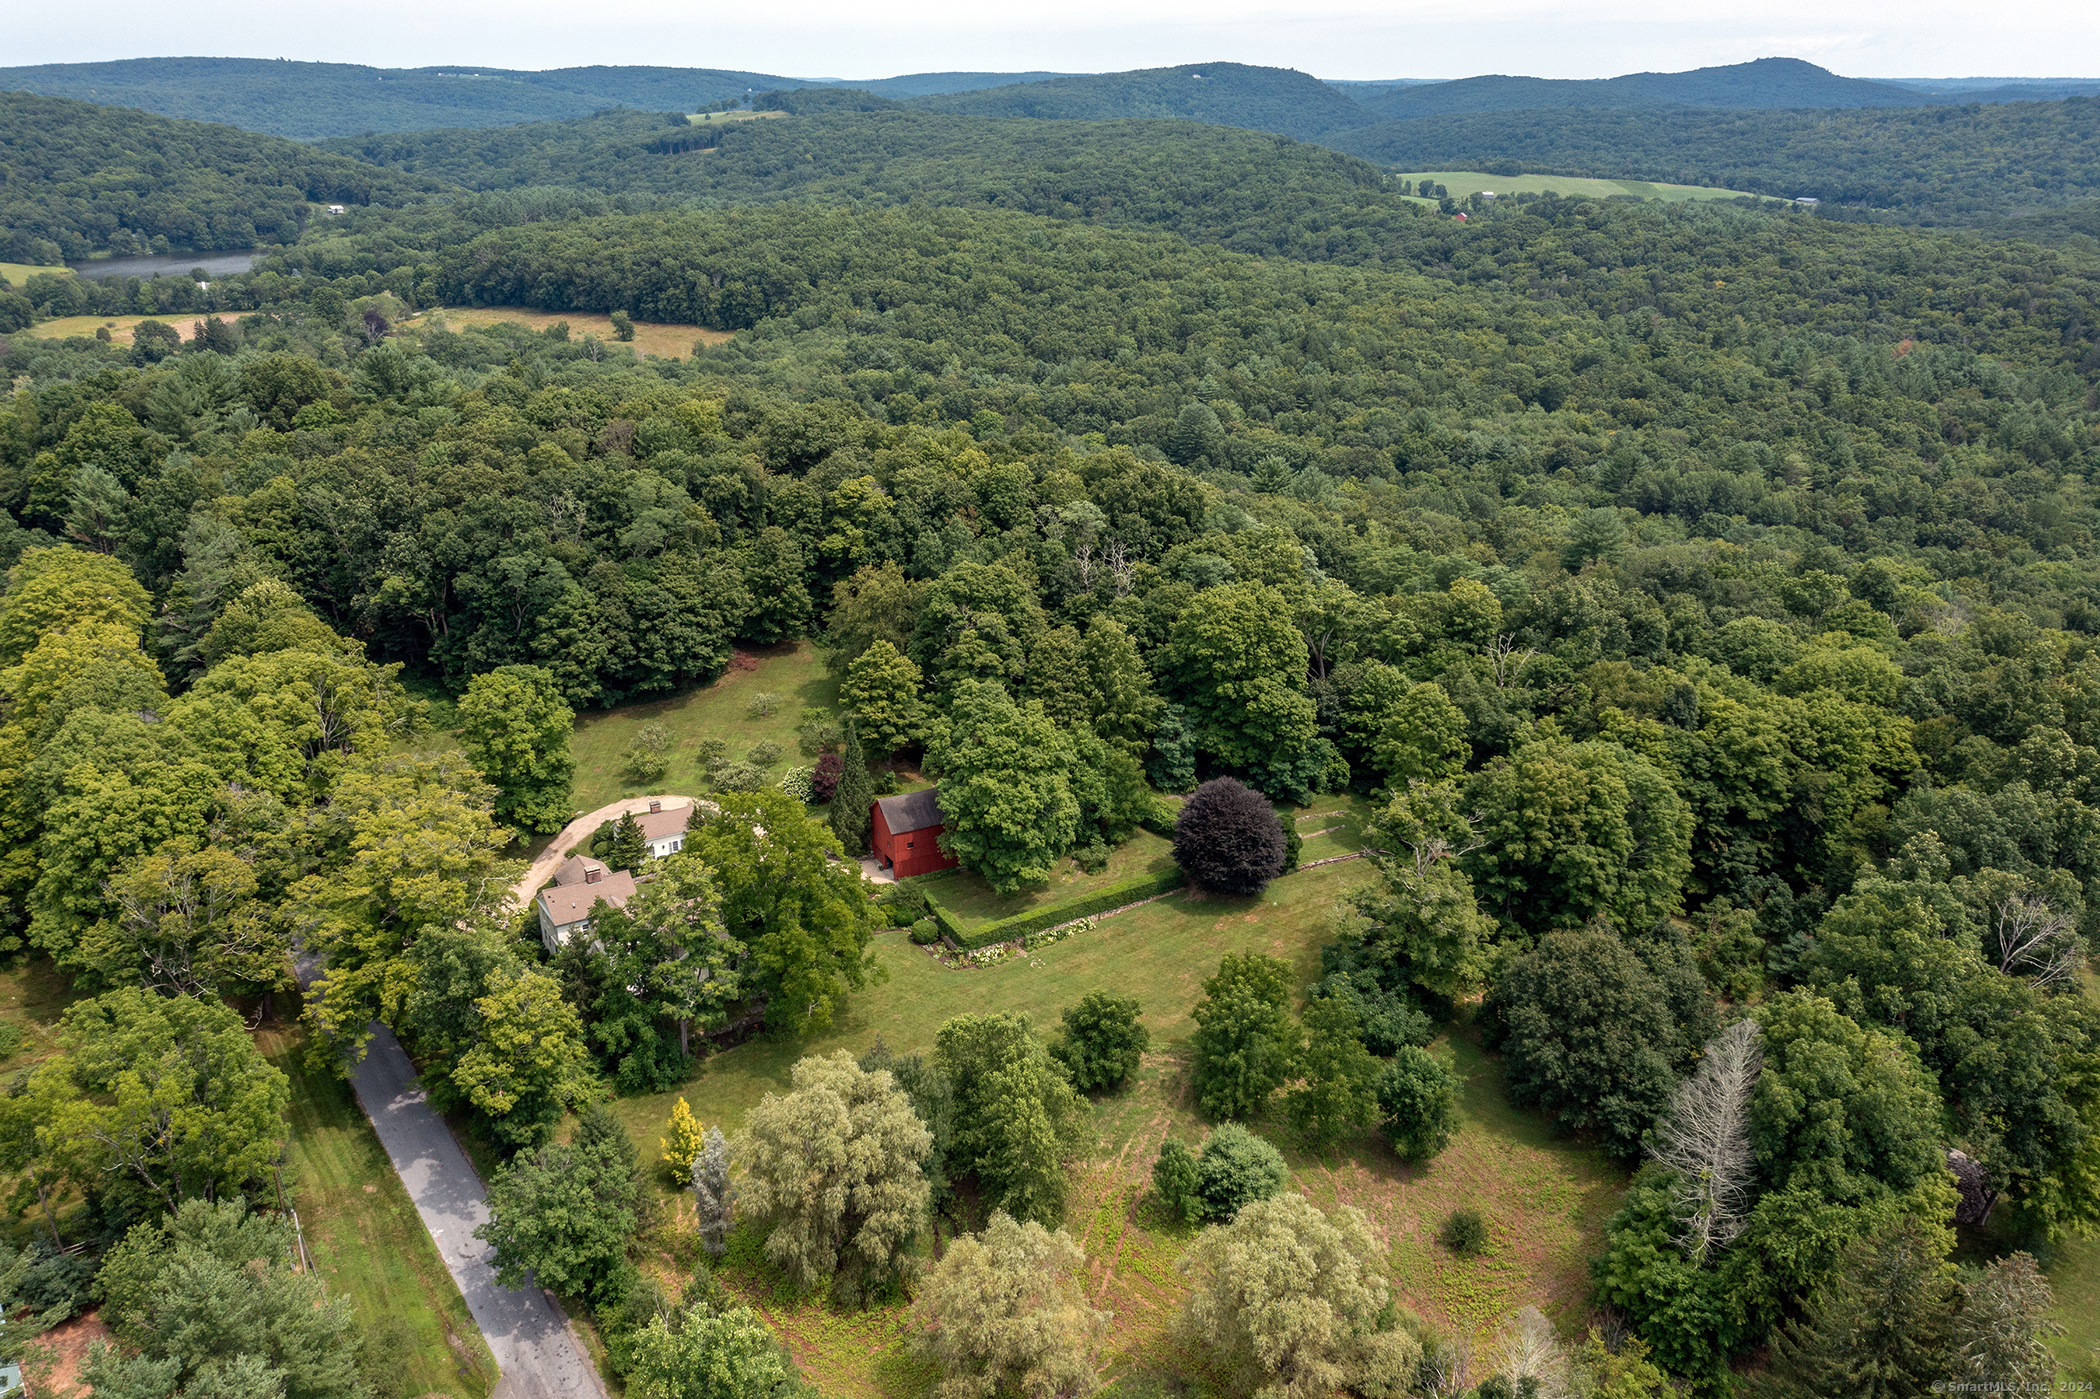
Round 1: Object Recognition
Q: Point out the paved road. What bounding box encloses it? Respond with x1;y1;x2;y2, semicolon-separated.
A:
346;1026;608;1399
507;794;708;913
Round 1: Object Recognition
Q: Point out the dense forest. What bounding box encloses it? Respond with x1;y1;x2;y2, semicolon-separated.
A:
902;61;1375;139
4;66;2099;1398
0;58;812;140
1330;96;2100;224
0;92;447;262
1350;56;1945;120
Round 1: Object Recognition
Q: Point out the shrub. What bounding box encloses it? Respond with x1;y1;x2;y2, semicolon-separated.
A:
778;766;814;801
1314;973;1434;1055
1439;1208;1489;1256
1049;990;1148;1092
694;737;730;768
748;740;784;767
870;766;901;796
799;712;843;755
1376;1048;1461;1162
909;918;942;945
1172;778;1287;896
621;724;672;784
744;691;782;719
710;761;766;792
810;751;844;802
1151;1139;1204;1224
1072;840;1111;874
1194;1123;1289;1221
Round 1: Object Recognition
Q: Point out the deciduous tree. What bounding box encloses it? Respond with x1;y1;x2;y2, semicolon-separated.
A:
1176;1194;1420;1399
686;789;878;1035
1050;990;1148;1093
458;665;576;834
928;682;1080;893
1190;953;1297;1121
842;640;930;755
737;1050;931;1303
911;1212;1110;1399
1172;778;1286;897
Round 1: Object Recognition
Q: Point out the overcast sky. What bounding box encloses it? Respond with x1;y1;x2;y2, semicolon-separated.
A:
11;0;2098;80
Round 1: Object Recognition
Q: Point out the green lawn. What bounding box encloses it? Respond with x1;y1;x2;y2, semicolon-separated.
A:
566;642;840;813
267;1030;497;1399
607;856;1626;1396
920;828;1180;931
0;261;70;287
0;955;83;1076
1397;170;1750;204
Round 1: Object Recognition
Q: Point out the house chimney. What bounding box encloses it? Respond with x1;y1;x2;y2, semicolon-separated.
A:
649;800;661;813
585;867;600;885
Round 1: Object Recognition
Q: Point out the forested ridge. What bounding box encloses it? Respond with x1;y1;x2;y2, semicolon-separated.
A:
1329;96;2100;224
0;91;450;263
3;72;2099;1398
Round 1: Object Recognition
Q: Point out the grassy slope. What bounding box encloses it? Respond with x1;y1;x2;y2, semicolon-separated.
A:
265;1029;497;1399
565;642;839;812
1399;170;1749;202
611;857;1625;1395
922;796;1381;933
399;307;734;361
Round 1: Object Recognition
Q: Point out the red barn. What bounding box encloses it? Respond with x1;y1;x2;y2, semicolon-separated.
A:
871;788;959;878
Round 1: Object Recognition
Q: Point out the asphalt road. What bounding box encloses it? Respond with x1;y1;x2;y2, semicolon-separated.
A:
345;1025;608;1399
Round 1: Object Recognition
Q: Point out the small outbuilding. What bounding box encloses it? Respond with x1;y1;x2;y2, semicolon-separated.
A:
871;787;959;878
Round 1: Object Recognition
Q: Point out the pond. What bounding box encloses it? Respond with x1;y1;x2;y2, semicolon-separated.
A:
68;249;262;281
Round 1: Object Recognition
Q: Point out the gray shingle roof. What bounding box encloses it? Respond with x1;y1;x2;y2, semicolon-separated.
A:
875;786;947;835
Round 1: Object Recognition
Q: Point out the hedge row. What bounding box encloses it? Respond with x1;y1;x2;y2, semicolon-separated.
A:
922;868;1189;950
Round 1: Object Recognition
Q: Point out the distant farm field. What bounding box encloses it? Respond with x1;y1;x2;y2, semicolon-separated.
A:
684;109;790;126
403;306;734;360
0;261;72;286
1398;170;1751;203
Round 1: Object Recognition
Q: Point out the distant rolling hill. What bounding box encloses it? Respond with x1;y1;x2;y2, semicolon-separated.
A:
1354;57;1936;121
0;90;448;261
0;58;815;139
852;72;1076;97
906;62;1375;140
1324;97;2100;223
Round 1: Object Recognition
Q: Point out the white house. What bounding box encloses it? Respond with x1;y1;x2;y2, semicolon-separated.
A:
536;853;637;952
532;801;697;952
636;799;692;859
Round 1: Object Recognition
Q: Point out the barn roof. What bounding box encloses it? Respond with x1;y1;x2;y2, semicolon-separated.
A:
875;787;947;835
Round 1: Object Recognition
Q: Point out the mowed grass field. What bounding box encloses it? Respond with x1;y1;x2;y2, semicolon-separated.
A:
1398;170;1750;203
610;857;1629;1396
19;312;208;345
564;641;840;813
683;109;791;127
265;1028;497;1399
401;306;734;361
924;796;1380;934
1;261;72;286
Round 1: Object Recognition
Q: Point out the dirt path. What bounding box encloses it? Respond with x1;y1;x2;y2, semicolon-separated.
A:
506;795;710;913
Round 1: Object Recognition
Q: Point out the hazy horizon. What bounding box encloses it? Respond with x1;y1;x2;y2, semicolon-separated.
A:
7;0;2097;87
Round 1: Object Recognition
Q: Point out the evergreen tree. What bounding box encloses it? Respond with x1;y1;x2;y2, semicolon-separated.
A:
1760;1216;1955;1399
660;1097;706;1181
608;811;648;872
830;719;874;855
692;1126;735;1259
